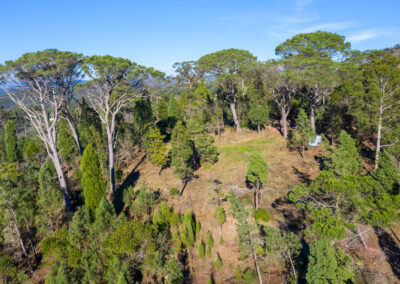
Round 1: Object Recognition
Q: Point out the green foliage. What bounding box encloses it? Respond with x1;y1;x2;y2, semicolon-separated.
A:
132;97;153;146
58;120;78;161
206;231;214;257
254;208;271;223
168;93;181;120
147;126;168;171
157;97;169;121
81;144;105;216
5;120;18;163
306;238;354;284
311;207;347;240
171;121;194;181
324;131;363;176
169;187;180;196
68;206;91;250
372;150;400;195
215;253;222;270
198;241;205;258
46;262;71;284
247;84;269;131
36;158;64;236
216;206;226;227
247;153;268;184
0;252;18;283
288;109;314;157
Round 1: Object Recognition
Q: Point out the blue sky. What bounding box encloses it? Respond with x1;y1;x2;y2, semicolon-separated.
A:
0;0;399;74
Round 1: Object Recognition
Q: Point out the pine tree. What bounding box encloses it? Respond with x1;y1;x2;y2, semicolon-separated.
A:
216;206;226;238
168;93;181;121
198;241;205;258
324;130;363;176
147;127;168;175
215;253;222;270
81;144;105;217
58;120;78;161
372;150;400;195
157;97;169;121
171;121;194;194
289;109;314;157
247;153;268;209
306;238;354;284
206;231;214;257
5;120;18;163
247;84;269;133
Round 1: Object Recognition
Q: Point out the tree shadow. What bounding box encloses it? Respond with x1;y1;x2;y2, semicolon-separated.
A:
272;195;306;234
375;227;400;279
113;154;146;214
292;166;312;184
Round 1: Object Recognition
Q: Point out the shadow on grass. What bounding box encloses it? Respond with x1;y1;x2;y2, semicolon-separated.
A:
292;166;312;184
375;227;400;279
113;154;147;214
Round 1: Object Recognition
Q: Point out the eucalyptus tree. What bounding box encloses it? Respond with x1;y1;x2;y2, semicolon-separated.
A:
262;60;298;138
81;55;164;196
361;51;400;168
197;49;257;133
173;61;203;91
276;31;351;131
0;49;84;211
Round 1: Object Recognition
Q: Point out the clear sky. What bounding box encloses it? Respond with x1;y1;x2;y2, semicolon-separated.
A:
0;0;399;74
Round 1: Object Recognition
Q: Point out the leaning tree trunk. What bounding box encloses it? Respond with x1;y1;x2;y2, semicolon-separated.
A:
48;143;73;212
26;225;38;264
11;210;33;273
287;250;297;281
250;237;263;284
229;101;241;133
65;113;83;155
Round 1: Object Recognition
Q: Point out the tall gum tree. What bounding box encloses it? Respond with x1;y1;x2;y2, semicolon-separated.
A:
275;31;351;132
197;48;257;133
0;49;84;212
361;51;400;169
81;55;164;196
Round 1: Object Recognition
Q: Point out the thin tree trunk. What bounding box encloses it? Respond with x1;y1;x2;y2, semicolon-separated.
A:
65;113;83;155
257;124;260;134
250;238;263;284
219;225;223;237
229;102;241;133
49;145;73;212
287;250;297;281
281;106;288;139
26;225;38;264
108;134;115;195
375;102;383;169
179;179;185;195
11;210;33;273
301;144;305;158
357;226;368;248
310;104;316;132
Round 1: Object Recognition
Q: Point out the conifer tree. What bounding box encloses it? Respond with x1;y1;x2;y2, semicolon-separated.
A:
247;154;268;209
324;130;363;176
372;150;400;195
81;144;105;217
168;93;181;121
171;121;194;194
306;238;354;284
216;206;226;237
5;120;18;163
215;253;222;270
147;127;168;175
198;241;205;258
289;108;314;157
206;231;214;257
157;97;169;121
57;120;78;162
247;84;269;133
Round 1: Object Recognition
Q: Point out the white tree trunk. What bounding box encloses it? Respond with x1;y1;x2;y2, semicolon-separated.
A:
107;132;115;195
11;210;33;273
310;104;316;132
229;102;241;133
375;102;383;169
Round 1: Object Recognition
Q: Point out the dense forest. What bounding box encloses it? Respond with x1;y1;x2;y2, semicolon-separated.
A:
0;31;399;283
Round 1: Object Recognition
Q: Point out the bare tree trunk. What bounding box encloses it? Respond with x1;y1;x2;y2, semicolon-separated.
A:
107;133;115;195
65;113;83;155
375;103;383;169
48;144;72;212
229;102;241;133
357;226;368;248
250;238;263;284
281;106;289;139
310;104;316;132
219;225;223;237
11;210;33;273
301;144;305;158
287;250;297;281
179;179;184;195
257;124;261;134
26;225;38;264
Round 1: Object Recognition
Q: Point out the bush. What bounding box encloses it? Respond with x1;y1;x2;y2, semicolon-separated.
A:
254;208;271;223
169;187;180;196
215;254;222;270
198;241;205;258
